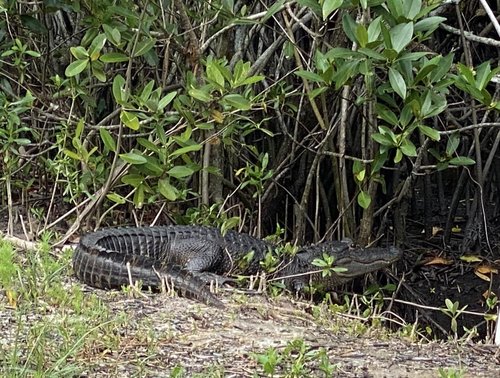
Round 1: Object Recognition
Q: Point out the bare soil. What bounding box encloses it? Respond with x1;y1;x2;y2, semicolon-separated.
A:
72;286;500;377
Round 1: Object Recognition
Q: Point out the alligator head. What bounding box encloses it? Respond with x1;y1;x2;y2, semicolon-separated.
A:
281;240;402;292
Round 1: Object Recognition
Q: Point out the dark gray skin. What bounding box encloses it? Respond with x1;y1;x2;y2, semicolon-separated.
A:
73;226;402;307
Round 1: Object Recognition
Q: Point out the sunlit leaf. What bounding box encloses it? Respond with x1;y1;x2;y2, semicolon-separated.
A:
357;190;371;209
133;38;156;57
120;110;140;130
99;128;116;152
100;52;129;63
167;165;195;179
459;255;483;263
389;67;407;99
120;152;147;164
322;0;342;20
158;179;177;201
65;59;88;77
223;94;251;110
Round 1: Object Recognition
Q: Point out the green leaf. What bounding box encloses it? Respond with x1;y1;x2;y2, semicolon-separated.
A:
322;0;342;20
295;70;325;83
414;16;446;34
342;13;359;44
418;125;440;141
133;37;156;57
358;48;386;61
121;174;144;187
420;90;432;117
309;86;329;100
449;157;475;166
367;16;382;42
223;94;251;110
387;0;404;18
20;14;48;34
431;54;454;83
112;74;127;104
356;24;368;48
65;59;88;77
103;24;121;46
372;151;388;173
358;190;371;209
100;52;129;63
400;140;417;157
167;165;195;179
206;60;225;88
140;156;164;176
404;0;422;20
372;133;396;147
238;75;265;86
476;61;493;91
394;148;403;163
389;67;407;99
120;152;147;164
170;144;203;157
188;88;212;102
376;104;399;126
133;184;145;208
91;62;106;82
99;128;116;152
70;46;88;60
120;110;140;130
107;192;126;204
88;33;107;60
446;133;460;156
221;217;241;235
158;179;178;201
397;52;431;62
262;0;285;23
137;138;159;153
140;80;155;103
326;47;362;59
158;91;177;110
13;138;31;145
390;23;414;53
63;149;81;160
456;63;475;85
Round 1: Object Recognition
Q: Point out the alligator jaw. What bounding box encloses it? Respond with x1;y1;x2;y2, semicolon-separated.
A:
333;246;402;278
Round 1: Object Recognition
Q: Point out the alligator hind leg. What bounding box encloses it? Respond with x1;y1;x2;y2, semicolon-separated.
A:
169;240;238;287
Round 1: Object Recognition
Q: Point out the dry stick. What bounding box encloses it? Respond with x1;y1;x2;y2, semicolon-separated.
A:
249;11;314;76
358;5;377;245
281;11;328;240
199;1;293;53
439;23;500;48
478;0;500;38
282;8;326;130
455;2;485;252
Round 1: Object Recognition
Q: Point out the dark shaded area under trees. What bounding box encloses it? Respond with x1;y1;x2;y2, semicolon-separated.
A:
1;0;500;339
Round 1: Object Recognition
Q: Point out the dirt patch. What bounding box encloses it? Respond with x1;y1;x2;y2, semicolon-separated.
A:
71;286;500;377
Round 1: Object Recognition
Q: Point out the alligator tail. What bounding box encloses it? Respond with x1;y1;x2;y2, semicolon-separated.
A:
73;246;224;308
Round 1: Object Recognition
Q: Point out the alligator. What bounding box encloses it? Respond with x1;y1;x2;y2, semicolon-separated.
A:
73;226;402;307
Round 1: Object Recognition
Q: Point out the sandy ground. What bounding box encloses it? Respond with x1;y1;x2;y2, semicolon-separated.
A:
69;287;500;377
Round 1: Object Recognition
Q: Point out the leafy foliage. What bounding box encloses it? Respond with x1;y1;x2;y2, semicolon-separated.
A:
0;0;497;249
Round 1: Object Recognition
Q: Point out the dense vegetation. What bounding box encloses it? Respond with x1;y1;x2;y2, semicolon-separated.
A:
0;0;499;250
1;0;500;375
